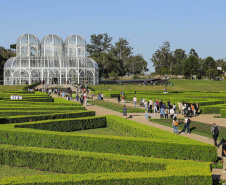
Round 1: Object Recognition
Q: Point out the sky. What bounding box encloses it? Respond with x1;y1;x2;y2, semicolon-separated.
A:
0;0;226;73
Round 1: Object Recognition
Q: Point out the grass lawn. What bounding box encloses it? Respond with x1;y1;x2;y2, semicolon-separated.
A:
150;118;226;141
88;100;145;113
70;127;126;136
0;165;60;179
0;85;26;92
89;79;226;92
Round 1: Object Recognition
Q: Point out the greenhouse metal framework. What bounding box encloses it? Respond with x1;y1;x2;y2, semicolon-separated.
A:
4;34;99;85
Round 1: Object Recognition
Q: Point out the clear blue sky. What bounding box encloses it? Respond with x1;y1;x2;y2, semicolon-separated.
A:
0;0;226;72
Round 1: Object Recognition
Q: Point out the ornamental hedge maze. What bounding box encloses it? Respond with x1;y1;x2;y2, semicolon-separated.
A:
0;88;220;184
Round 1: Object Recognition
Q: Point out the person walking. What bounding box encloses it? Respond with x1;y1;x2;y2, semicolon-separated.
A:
100;92;104;100
153;101;158;113
80;95;84;106
211;123;219;146
133;96;137;107
144;100;148;110
123;104;127;118
182;115;190;134
178;101;182;114
117;94;121;103
149;99;153;113
160;106;165;119
84;93;87;106
172;117;178;134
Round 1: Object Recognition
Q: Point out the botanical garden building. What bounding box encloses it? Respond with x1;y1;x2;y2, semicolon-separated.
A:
4;34;99;85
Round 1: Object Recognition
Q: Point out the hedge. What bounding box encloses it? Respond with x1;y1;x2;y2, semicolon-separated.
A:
220;109;226;117
0;116;217;162
23;82;41;91
200;104;226;114
0;144;212;185
0;111;95;124
0;106;84;111
0;172;212;185
15;116;107;132
0;144;167;174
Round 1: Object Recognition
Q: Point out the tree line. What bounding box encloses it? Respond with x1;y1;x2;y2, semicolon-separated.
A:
87;33;148;79
151;41;226;79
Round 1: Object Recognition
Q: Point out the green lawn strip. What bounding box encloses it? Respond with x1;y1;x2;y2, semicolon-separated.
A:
88;100;145;113
0;86;26;92
71;127;126;137
150;118;226;141
0;165;60;179
89;79;226;91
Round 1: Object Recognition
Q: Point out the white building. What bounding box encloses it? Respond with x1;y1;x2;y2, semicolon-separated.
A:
4;34;99;85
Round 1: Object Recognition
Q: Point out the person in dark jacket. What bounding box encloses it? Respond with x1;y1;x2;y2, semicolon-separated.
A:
211;123;220;146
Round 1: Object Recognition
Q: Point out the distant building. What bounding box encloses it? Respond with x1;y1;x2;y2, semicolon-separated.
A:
4;34;99;85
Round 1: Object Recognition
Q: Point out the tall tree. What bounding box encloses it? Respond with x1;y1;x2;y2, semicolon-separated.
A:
172;49;187;75
151;41;173;74
87;33;112;54
202;56;216;79
183;55;199;79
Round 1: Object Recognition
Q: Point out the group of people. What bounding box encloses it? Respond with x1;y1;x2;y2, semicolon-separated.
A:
10;94;23;99
133;97;199;118
75;93;88;106
172;115;191;135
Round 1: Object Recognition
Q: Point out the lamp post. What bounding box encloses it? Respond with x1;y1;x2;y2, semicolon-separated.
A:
163;74;169;93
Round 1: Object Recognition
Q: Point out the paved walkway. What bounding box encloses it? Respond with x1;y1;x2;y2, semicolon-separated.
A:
51;94;226;180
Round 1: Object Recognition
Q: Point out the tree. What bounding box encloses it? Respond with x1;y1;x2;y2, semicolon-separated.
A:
0;46;16;80
124;54;148;75
110;38;133;60
151;41;173;74
202;57;216;79
87;33;112;54
171;49;187;75
188;48;199;58
183;55;199;79
109;71;119;80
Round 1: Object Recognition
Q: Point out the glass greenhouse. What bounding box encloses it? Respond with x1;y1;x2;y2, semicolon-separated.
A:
4;34;99;85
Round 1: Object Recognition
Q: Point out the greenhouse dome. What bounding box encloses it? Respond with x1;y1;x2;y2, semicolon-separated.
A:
4;34;99;85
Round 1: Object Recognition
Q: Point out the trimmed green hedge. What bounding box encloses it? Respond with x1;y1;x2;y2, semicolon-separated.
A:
0;144;166;174
200;104;226;114
0;111;95;124
220;109;226;117
0;172;212;185
0;144;212;185
15;116;107;132
0;116;217;162
23;82;41;91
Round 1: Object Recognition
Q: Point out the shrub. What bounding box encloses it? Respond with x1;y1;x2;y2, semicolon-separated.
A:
15;116;107;132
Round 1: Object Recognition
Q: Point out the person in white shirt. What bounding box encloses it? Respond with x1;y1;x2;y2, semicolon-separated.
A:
133;96;137;107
